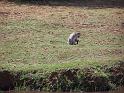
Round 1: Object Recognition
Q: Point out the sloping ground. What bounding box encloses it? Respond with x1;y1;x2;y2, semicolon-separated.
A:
0;1;124;92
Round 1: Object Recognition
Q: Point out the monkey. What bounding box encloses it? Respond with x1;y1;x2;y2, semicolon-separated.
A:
68;32;80;45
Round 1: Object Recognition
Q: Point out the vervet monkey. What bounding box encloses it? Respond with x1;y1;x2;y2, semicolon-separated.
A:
68;32;80;45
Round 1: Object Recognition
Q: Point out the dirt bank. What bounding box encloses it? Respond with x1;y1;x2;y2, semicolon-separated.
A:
0;61;124;92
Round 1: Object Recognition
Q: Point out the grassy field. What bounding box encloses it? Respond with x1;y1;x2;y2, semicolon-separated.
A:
0;0;124;91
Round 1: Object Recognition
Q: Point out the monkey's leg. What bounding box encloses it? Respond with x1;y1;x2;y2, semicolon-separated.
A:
75;39;79;45
69;39;74;45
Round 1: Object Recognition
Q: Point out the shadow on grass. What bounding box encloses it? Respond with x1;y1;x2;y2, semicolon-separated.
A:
6;0;124;8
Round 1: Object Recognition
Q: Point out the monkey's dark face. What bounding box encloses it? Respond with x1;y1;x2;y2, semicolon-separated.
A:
77;33;80;38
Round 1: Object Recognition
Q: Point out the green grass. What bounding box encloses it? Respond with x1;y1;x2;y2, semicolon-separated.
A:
0;2;124;91
0;18;123;73
0;5;124;74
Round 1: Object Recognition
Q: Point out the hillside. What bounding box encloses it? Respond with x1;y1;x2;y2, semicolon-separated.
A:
0;0;124;92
